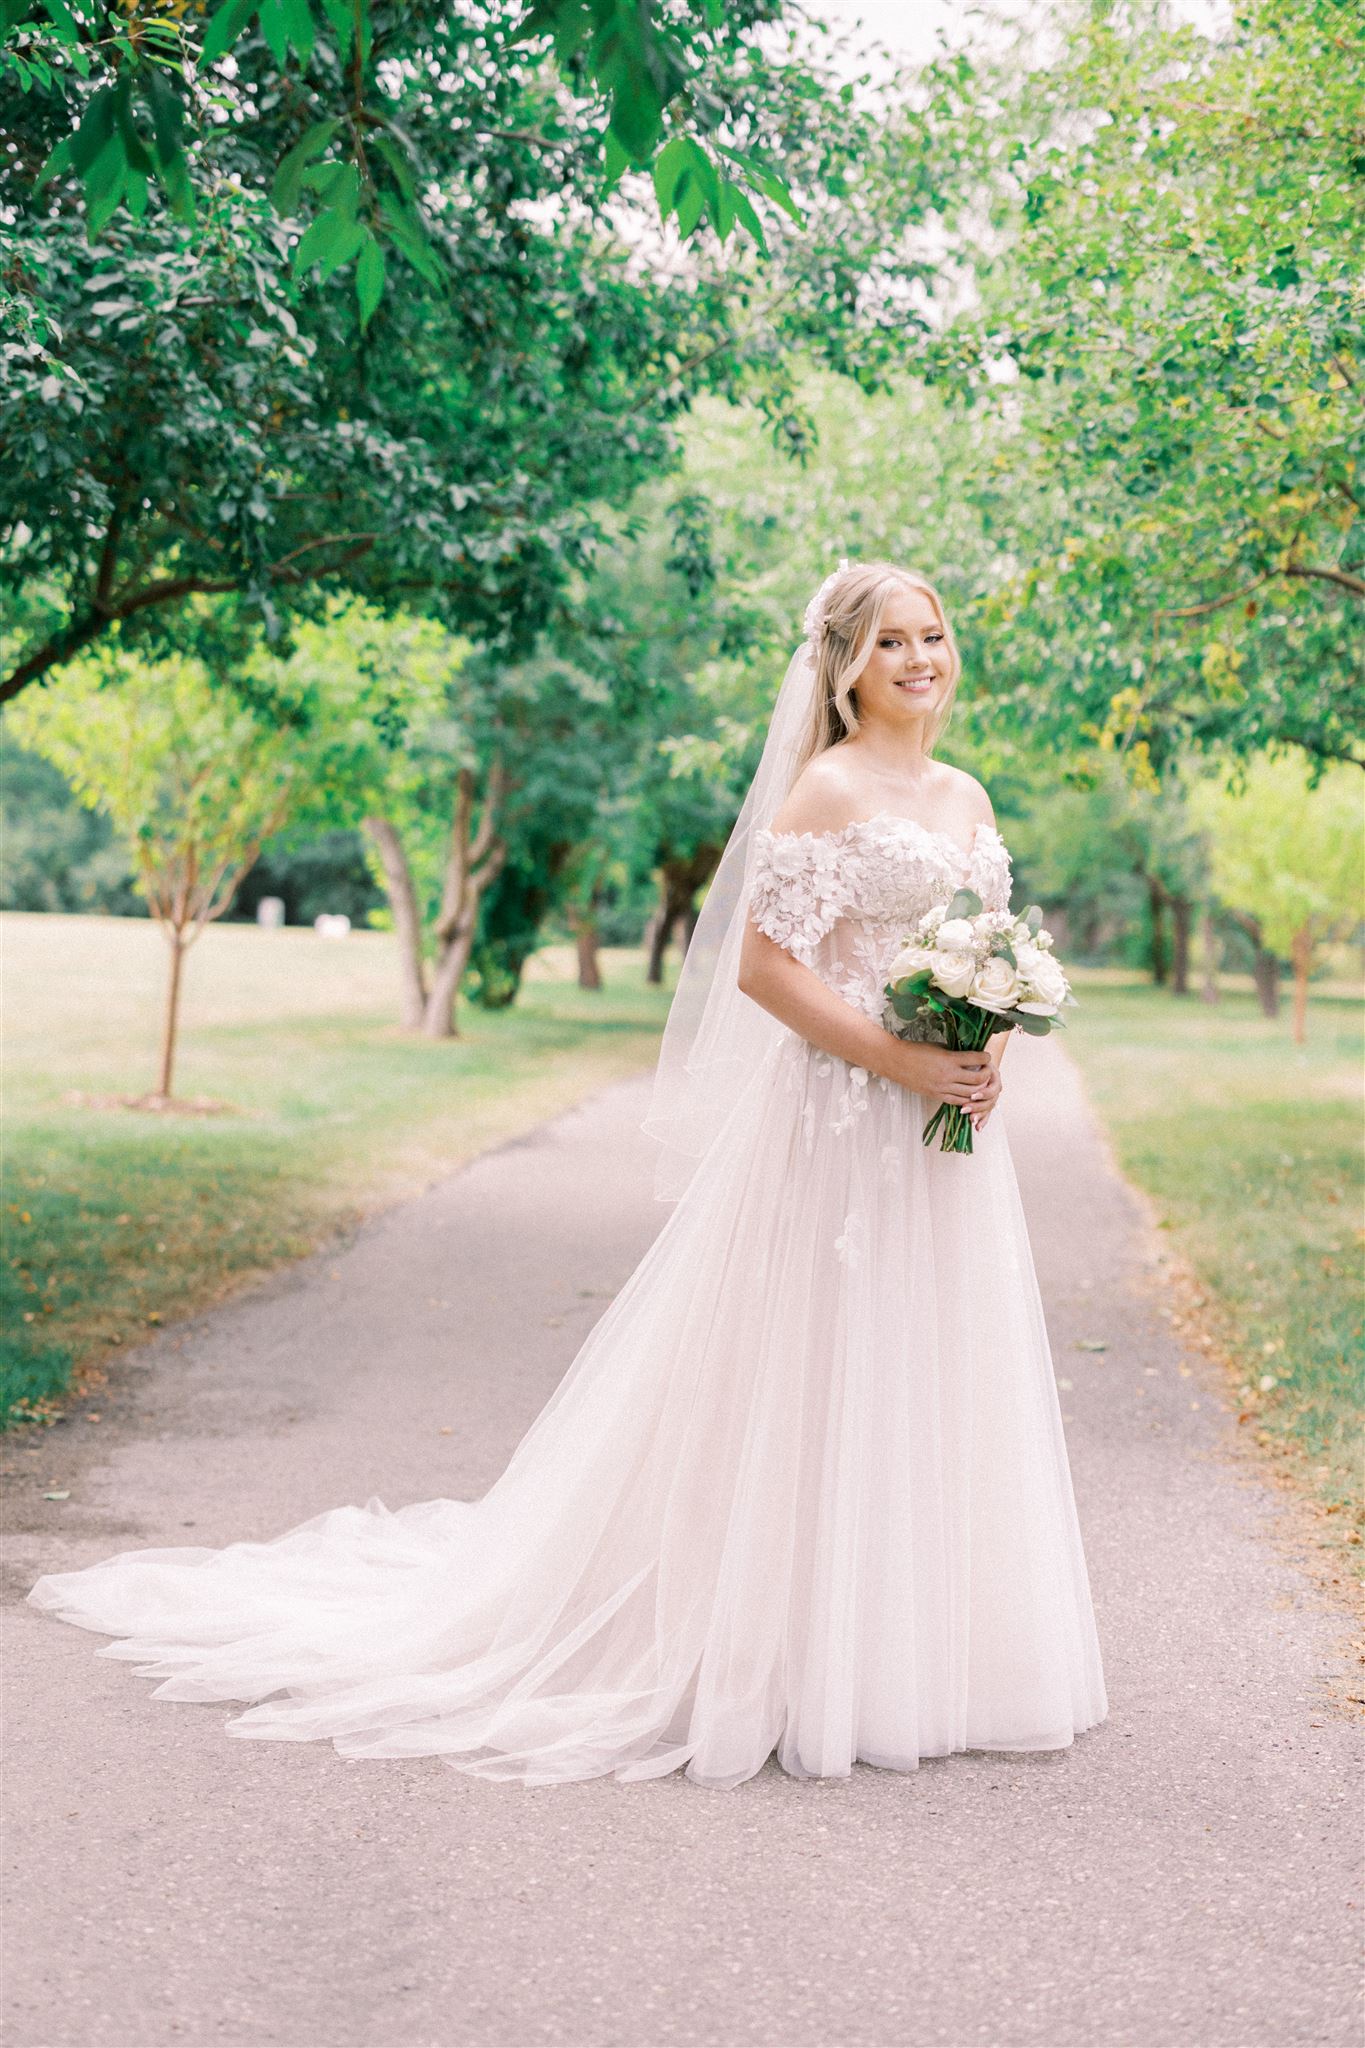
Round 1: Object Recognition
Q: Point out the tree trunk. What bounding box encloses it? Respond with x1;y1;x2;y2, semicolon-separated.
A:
423;922;479;1038
647;846;723;985
645;906;673;986
156;928;188;1099
570;912;603;991
364;815;427;1030
1290;922;1313;1045
1199;911;1220;1004
1252;948;1281;1019
421;761;507;1039
1170;894;1192;995
1148;877;1168;985
1233;910;1281;1017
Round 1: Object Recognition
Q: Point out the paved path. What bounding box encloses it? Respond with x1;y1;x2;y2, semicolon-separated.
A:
3;1039;1360;2048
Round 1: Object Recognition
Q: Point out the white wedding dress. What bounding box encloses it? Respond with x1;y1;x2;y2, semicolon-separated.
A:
29;814;1107;1789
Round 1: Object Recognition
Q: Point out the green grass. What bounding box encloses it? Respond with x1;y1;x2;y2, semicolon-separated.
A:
1;912;672;1425
1065;970;1364;1535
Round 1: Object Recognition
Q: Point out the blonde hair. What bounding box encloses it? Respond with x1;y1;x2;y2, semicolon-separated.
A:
793;560;961;777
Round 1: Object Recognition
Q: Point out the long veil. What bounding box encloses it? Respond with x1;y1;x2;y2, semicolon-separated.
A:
642;613;830;1202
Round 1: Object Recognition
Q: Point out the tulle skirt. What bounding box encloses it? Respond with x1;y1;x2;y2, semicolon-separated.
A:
28;1038;1107;1789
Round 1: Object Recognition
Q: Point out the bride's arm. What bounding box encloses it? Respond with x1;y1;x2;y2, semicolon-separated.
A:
737;925;997;1109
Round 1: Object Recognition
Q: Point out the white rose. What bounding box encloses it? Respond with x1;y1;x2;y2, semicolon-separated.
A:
970;956;1021;1012
888;943;936;982
931;951;977;999
935;917;975;952
1020;953;1068;1009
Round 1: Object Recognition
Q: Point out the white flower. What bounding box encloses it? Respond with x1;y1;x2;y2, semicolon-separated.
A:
766;836;812;879
931;951;977;999
970;957;1021;1012
935;917;975;952
1019;952;1068;1009
888;943;935;981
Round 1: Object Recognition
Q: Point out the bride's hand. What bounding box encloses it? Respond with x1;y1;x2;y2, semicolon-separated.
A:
894;1042;997;1109
967;1060;1002;1132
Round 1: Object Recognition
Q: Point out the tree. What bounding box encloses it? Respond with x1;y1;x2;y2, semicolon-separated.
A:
1190;756;1362;1042
0;729;139;914
2;5;933;705
906;0;1363;773
5;650;298;1098
265;600;652;1034
1;0;807;323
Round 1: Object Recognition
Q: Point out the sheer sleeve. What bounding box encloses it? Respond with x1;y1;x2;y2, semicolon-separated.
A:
746;829;845;965
973;826;1013;912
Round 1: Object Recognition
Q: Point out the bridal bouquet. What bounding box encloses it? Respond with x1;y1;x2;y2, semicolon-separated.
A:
884;888;1075;1154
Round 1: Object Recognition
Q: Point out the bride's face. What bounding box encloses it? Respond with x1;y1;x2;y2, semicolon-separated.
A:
851;590;952;730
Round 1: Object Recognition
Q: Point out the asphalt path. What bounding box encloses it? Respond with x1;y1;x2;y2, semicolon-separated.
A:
3;1037;1360;2048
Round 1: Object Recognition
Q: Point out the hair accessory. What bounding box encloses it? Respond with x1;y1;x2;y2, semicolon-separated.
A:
800;558;852;649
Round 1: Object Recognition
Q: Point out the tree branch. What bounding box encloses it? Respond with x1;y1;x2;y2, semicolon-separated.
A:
1282;562;1365;599
1154;574;1270;621
0;532;382;703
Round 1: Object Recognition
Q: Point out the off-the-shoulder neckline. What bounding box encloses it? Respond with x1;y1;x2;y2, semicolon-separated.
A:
756;814;1005;864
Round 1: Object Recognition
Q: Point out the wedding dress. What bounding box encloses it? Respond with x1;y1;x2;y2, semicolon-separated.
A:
28;811;1107;1789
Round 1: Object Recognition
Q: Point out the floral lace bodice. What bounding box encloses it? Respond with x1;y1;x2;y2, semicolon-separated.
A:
747;814;1013;1023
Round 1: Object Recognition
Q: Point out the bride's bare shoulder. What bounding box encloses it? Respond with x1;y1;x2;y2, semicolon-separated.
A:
932;760;997;827
768;750;870;839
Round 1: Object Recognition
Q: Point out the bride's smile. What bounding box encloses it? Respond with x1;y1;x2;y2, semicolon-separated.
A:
853;594;953;721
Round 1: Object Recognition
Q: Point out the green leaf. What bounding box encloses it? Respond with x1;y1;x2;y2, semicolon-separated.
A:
317;0;353;56
39;0;79;37
86;158;128;237
278;0;315;61
369;130;416;202
652;134;692;213
603;127;630;191
144;67;184;172
270;117;343;215
314;215;365;283
744;161;802;224
1014;1011;1054;1036
36;133;75;188
356;232;385;329
257;0;291;67
292;205;348;276
66;83;118;176
199;0;257;70
728;187;766;252
674;173;706;238
945;886;983;920
114;88;156;177
377;191;444;285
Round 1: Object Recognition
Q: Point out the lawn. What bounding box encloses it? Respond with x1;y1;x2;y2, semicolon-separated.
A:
1064;969;1364;1538
6;919;1362;1547
1;912;672;1424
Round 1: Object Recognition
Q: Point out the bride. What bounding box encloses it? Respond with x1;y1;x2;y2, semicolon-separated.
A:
29;560;1108;1790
